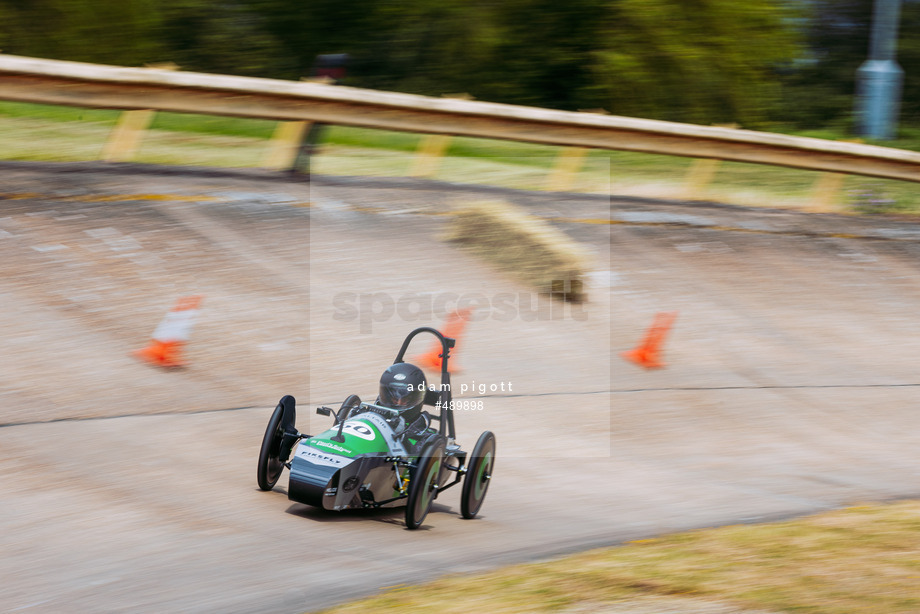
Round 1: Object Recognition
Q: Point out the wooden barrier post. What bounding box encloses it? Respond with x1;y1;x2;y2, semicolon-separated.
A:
545;147;588;192
680;158;721;201
100;62;179;163
409;134;452;178
101;109;155;162
262;120;312;171
809;172;846;213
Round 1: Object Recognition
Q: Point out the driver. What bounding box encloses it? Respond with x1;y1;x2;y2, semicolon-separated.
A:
377;362;428;429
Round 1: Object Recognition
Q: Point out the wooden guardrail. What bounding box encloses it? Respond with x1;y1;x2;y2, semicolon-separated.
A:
0;53;918;201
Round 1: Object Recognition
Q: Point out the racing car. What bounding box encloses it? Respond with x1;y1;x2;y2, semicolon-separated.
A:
256;326;496;529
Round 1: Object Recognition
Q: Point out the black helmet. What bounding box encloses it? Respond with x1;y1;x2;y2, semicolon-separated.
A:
378;363;427;411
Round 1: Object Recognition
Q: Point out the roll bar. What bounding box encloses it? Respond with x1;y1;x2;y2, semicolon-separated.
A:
393;327;456;440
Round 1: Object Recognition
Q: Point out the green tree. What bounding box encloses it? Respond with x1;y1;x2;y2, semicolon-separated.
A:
780;0;920;131
249;0;497;89
472;0;607;109
158;1;282;76
892;0;920;125
0;0;163;66
0;0;812;129
581;0;802;126
356;0;500;95
245;0;378;79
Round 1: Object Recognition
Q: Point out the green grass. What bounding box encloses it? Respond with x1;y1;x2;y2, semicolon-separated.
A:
1;100;918;215
0;100;277;138
317;501;920;614
323;125;422;152
0;100;121;124
148;112;277;139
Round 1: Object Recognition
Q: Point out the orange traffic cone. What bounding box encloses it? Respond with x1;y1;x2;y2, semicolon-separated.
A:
133;295;203;368
621;311;677;369
416;307;473;372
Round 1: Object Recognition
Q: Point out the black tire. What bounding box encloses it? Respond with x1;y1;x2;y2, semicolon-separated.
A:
461;431;495;519
257;396;297;491
405;436;446;530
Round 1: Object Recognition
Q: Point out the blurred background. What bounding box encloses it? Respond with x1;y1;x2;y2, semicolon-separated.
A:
3;0;919;214
0;0;918;134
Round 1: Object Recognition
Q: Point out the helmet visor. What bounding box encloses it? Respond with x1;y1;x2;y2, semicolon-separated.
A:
381;382;419;409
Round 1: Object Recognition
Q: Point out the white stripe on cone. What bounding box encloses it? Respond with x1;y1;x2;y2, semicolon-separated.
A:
153;299;201;342
133;295;203;368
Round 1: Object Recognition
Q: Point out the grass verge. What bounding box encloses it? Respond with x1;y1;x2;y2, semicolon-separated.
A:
317;500;920;614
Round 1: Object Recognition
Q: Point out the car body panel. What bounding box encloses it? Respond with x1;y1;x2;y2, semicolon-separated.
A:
288;408;425;510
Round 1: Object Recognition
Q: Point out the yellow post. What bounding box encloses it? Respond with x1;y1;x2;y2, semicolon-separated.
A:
545;147;588;192
101;109;155;162
809;172;846;213
262;121;312;171
680;158;720;201
409;134;452;178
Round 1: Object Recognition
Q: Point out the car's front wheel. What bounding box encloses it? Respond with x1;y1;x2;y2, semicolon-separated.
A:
460;431;495;519
405;436;446;529
257;396;296;491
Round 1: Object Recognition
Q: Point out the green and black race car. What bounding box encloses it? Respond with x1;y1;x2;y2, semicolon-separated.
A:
257;327;495;530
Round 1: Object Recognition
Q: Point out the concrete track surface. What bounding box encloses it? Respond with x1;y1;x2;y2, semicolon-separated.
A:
1;162;920;613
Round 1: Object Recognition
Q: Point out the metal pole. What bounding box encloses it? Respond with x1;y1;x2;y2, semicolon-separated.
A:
855;0;904;140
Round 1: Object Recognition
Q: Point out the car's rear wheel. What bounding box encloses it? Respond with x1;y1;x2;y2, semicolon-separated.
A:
405;436;446;529
461;431;495;519
257;396;297;491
